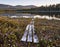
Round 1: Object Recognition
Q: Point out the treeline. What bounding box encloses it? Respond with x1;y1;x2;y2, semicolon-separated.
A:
31;4;60;12
0;4;60;17
17;4;60;15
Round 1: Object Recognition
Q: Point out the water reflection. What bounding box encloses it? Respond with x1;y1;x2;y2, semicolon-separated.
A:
34;15;60;20
0;13;60;20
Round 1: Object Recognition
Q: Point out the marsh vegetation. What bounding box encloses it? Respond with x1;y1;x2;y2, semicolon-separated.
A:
0;16;60;47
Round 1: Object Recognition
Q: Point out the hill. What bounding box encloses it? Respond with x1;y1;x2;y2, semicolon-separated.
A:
0;4;37;10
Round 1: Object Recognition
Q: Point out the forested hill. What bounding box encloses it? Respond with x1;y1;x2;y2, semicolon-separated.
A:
17;4;60;12
0;4;60;15
31;4;60;12
16;4;60;15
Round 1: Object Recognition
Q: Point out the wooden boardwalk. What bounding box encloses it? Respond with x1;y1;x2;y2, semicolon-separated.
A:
21;19;39;43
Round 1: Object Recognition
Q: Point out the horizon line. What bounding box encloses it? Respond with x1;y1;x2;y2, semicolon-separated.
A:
0;3;60;7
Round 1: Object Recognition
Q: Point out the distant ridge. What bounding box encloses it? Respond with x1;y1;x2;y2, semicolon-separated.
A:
0;4;37;10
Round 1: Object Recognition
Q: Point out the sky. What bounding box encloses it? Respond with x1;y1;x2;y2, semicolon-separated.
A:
0;0;60;6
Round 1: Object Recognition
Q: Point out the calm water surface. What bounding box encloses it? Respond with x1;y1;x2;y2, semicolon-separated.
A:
0;13;60;20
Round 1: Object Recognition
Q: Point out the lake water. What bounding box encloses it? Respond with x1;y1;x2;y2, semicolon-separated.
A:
0;13;60;20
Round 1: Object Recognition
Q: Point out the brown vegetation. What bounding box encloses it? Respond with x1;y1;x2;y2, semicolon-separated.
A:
0;16;60;47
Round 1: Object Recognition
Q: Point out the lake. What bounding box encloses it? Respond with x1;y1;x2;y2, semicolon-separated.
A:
0;13;60;20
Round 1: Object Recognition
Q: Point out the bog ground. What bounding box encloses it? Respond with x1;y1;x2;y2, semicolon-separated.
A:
0;16;60;47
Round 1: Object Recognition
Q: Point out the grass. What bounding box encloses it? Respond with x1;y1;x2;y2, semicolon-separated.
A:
0;16;60;47
35;18;60;47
